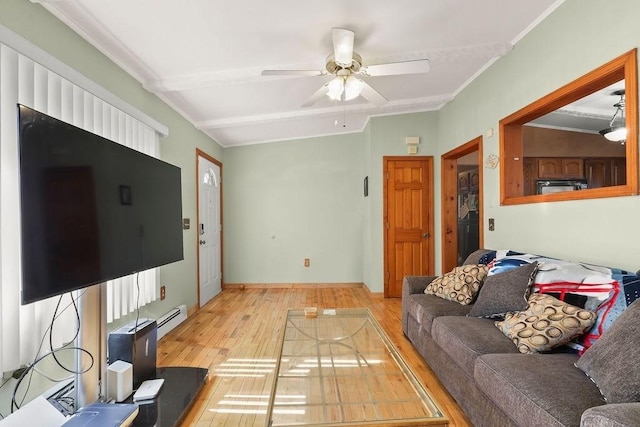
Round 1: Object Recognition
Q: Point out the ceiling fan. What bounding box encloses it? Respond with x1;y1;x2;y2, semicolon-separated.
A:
261;28;430;107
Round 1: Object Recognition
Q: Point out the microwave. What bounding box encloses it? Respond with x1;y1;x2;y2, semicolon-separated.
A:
536;179;588;195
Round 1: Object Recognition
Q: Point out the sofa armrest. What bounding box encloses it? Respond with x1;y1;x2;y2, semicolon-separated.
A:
581;403;640;427
402;275;437;336
402;275;437;297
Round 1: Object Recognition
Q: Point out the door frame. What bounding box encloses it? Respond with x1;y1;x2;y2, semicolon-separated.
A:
195;149;223;309
383;156;434;298
441;136;483;273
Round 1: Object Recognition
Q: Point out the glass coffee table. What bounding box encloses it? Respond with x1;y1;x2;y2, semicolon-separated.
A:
265;308;448;426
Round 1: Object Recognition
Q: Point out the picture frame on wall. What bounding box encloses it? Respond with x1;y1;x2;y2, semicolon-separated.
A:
458;172;469;191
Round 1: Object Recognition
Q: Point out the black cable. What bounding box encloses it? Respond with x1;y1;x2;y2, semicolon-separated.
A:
0;378;10;419
132;272;141;364
11;346;94;413
11;290;86;412
0;377;11;390
49;293;81;374
135;272;141;330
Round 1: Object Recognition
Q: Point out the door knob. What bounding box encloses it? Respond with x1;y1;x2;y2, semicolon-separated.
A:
199;240;206;245
422;233;430;238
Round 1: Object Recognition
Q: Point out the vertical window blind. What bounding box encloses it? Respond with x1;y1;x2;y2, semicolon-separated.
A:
0;42;162;374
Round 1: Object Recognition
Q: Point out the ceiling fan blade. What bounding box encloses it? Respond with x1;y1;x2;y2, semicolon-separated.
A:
332;27;355;67
362;59;430;77
359;81;388;107
261;70;324;77
301;83;331;107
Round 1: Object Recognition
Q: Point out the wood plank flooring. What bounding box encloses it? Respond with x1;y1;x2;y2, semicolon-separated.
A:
157;287;472;427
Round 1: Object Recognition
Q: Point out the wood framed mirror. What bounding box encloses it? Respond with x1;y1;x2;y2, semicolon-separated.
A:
500;49;638;205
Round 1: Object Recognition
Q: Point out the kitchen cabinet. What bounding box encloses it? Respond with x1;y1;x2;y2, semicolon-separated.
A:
538;158;584;179
523;158;538;196
585;157;626;188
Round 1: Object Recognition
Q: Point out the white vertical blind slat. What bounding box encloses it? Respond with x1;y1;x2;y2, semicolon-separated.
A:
47;72;61;119
1;44;21;372
60;79;73;123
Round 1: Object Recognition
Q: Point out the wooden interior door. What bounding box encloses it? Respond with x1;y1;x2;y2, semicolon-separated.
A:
383;157;434;298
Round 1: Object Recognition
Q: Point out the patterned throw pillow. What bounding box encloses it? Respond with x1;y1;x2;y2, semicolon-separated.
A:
495;293;596;354
425;264;489;305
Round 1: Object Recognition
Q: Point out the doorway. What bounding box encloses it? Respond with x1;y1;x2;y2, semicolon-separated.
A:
441;137;483;273
383;156;434;298
196;150;222;308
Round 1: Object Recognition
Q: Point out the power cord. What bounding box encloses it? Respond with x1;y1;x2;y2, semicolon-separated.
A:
49;294;82;374
131;272;141;365
10;290;88;412
11;346;94;413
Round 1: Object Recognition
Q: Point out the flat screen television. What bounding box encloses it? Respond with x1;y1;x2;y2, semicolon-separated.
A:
18;105;184;305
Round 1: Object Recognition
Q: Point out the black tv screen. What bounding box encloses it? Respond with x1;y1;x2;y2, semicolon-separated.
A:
18;105;184;305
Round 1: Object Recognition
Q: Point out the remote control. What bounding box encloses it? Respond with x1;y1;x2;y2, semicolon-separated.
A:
133;379;165;402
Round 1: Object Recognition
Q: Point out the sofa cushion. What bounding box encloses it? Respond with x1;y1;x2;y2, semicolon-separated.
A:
475;353;606;427
576;298;640;403
468;262;538;319
581;403;640;426
431;316;519;377
404;294;472;333
425;264;489;305
495;293;596;354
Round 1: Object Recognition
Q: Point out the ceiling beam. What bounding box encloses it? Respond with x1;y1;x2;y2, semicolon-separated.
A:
195;94;453;129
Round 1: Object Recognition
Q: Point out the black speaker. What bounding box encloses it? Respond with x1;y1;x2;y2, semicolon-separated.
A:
108;319;157;388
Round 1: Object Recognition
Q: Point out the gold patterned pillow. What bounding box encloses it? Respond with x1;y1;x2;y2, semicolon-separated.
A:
424;264;489;305
495;293;596;354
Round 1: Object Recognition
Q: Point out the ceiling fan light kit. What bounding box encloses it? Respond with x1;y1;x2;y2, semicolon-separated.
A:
261;27;430;107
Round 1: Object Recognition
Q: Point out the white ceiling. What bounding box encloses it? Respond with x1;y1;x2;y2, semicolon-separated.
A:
35;0;564;147
530;81;626;134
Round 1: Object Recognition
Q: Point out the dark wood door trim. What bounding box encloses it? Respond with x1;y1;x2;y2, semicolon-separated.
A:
441;137;483;273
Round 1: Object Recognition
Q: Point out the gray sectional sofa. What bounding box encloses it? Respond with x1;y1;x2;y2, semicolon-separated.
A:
402;249;640;427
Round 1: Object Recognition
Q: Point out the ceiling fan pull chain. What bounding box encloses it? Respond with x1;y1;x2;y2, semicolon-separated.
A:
343;105;346;128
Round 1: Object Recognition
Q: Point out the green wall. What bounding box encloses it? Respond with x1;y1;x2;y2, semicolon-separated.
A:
436;0;640;271
0;0;223;322
222;112;438;292
223;134;364;283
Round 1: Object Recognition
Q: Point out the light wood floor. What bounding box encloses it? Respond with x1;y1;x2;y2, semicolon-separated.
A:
157;287;472;427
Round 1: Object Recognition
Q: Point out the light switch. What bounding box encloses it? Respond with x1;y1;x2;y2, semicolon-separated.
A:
488;218;495;231
183;218;190;230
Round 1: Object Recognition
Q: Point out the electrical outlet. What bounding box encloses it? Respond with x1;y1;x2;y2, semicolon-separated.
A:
488;218;495;231
304;258;310;267
160;285;166;300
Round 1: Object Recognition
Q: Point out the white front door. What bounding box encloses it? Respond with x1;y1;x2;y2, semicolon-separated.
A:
198;154;222;307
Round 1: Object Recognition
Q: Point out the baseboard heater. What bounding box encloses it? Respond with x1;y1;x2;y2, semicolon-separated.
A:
156;304;187;340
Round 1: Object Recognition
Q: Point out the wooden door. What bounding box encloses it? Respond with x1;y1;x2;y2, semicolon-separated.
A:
384;157;434;298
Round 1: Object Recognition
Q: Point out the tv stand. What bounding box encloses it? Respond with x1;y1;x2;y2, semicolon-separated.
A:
129;366;208;426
